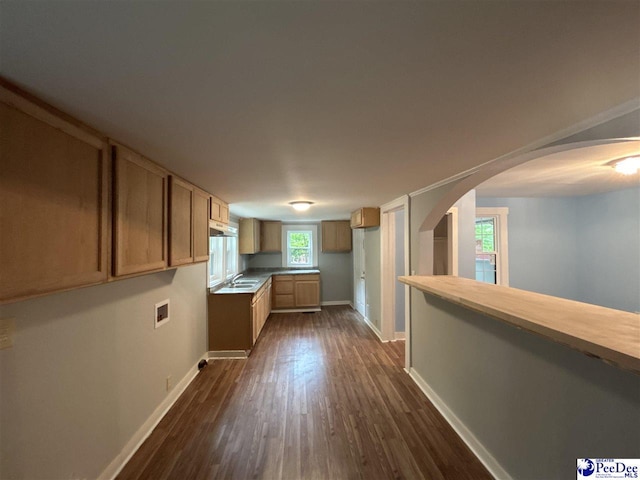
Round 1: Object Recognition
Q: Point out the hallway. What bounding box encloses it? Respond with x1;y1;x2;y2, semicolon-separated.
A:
117;306;491;479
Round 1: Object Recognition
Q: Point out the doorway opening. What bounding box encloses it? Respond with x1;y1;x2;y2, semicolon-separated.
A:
380;195;410;369
352;228;366;318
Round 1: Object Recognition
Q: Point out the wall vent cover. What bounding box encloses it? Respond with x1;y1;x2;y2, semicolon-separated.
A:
154;299;170;329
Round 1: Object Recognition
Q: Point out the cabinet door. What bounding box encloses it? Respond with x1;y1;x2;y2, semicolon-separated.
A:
266;282;272;317
261;221;282;252
193;188;210;263
321;221;338;252
220;203;230;224
251;299;259;345
274;294;295;309
113;145;168;276
1;91;109;303
239;218;261;254
336;221;353;252
169;176;194;266
210;195;229;224
295;280;320;307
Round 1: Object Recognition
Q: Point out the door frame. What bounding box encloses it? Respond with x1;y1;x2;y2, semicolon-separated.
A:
352;228;366;317
380;195;410;369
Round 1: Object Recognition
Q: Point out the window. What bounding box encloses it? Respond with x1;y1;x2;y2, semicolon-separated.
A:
208;226;239;287
282;224;318;268
475;208;509;286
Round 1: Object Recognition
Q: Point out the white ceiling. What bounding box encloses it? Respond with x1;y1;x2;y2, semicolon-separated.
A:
476;141;640;197
1;2;639;220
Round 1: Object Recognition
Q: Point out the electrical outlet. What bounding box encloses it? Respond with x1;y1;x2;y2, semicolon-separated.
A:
0;318;16;350
166;375;173;391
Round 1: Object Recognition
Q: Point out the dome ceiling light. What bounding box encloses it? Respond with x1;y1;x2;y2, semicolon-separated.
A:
609;156;640;175
289;201;314;211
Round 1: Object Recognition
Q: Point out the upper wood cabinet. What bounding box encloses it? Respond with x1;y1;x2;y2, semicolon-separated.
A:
0;84;109;304
169;178;211;266
350;207;380;228
261;221;282;252
169;176;195;267
239;218;261;254
321;221;352;252
193;188;210;263
112;143;168;276
210;195;229;224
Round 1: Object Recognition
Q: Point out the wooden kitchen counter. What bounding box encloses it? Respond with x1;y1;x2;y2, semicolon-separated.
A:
399;275;640;375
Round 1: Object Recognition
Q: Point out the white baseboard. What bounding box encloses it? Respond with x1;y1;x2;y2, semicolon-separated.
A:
407;368;512;480
321;300;351;306
393;332;406;341
208;350;248;359
360;314;387;342
271;307;321;313
99;357;206;480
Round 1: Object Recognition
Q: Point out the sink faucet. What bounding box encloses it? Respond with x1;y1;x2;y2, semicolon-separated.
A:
231;273;244;285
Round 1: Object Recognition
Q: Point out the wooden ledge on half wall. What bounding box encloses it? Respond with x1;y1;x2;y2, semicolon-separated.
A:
399;275;640;375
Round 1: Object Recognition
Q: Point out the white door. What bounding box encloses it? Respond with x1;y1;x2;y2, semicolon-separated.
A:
353;228;366;317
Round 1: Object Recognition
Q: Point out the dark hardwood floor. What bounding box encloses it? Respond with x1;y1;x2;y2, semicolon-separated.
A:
117;306;491;480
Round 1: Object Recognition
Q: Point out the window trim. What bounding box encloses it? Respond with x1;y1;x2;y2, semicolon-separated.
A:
281;224;318;268
208;221;240;288
475;207;509;286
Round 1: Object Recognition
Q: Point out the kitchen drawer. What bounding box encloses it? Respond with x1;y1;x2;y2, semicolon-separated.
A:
274;275;294;281
294;274;319;281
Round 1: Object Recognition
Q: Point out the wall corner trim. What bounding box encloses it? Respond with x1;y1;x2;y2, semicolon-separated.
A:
98;356;206;480
407;367;513;480
321;300;352;306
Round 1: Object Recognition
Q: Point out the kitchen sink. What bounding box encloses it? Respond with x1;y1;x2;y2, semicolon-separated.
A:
233;279;259;285
227;284;254;289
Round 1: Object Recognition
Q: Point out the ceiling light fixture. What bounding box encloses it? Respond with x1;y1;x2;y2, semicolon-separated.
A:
611;156;640;175
289;201;313;211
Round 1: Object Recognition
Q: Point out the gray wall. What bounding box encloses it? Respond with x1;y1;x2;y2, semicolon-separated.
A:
478;187;640;312
476;196;580;301
576;187;640;313
0;264;208;479
364;227;381;328
413;294;640;480
244;222;353;303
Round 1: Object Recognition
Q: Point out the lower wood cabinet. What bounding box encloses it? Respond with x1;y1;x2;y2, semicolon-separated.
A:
208;279;272;352
294;275;321;307
272;274;320;311
252;278;272;344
